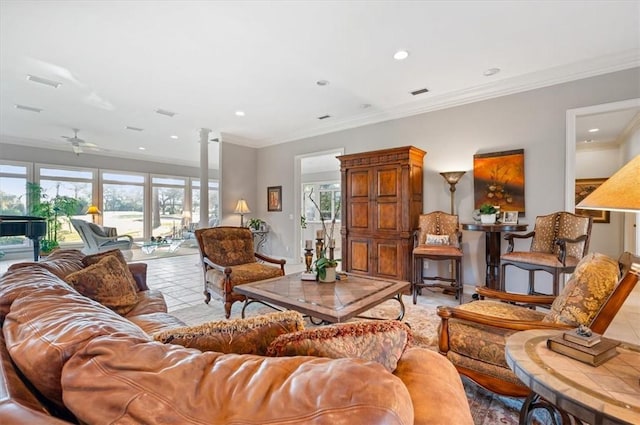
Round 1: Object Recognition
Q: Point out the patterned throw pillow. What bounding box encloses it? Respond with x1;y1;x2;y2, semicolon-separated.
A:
82;248;128;268
266;320;413;372
65;255;139;315
153;310;305;355
542;252;620;327
425;234;450;245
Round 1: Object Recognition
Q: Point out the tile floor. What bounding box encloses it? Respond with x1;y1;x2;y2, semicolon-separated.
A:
1;252;639;346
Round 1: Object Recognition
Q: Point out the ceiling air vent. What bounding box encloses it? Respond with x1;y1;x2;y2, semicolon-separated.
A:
15;104;43;113
26;74;61;88
155;108;176;117
317;114;331;120
410;88;429;96
125;126;144;131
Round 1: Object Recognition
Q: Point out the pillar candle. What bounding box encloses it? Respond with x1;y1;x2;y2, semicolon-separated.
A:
316;229;324;239
329;238;335;248
305;240;313;249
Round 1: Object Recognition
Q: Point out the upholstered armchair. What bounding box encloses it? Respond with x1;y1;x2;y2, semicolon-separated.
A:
70;218;133;254
195;226;286;318
412;211;463;303
437;252;639;397
500;211;592;295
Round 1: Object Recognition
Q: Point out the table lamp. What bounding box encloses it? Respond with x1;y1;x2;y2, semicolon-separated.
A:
86;205;101;223
234;199;251;227
440;171;466;214
576;155;639;213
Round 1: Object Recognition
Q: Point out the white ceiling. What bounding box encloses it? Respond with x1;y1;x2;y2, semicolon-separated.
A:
1;1;639;167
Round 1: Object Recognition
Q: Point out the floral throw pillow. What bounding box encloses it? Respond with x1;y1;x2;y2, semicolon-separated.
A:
425;234;450;245
154;310;305;355
542;252;620;327
65;255;139;315
266;320;413;372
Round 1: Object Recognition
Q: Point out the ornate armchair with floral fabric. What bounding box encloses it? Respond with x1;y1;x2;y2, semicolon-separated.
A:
437;252;639;397
500;211;593;295
195;226;286;318
412;211;463;303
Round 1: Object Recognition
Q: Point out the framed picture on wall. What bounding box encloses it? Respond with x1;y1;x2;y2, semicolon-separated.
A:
473;149;525;213
575;178;610;223
267;186;282;212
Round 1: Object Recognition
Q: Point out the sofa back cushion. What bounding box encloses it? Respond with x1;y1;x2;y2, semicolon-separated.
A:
7;249;85;279
1;268;150;408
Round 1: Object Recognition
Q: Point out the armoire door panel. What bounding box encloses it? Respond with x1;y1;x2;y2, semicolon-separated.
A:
376;168;399;198
376;203;398;230
349;171;370;198
375;241;401;278
350;202;370;228
349;240;370;274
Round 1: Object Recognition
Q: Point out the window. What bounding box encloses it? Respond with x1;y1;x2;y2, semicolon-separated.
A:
151;175;186;238
0;161;31;247
102;171;145;239
191;179;219;227
303;182;341;222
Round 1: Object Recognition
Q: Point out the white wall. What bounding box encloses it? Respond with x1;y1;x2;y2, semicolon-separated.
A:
249;67;640;291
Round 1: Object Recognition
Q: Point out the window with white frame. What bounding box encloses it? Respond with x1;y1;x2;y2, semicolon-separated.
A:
302;182;341;222
0;161;32;248
101;171;146;239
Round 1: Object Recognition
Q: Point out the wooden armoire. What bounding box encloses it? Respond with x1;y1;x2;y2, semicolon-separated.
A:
338;146;425;281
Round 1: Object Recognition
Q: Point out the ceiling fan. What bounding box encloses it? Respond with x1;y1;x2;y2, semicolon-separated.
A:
61;129;99;155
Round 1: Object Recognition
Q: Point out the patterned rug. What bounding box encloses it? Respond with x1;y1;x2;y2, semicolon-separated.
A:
171;296;543;425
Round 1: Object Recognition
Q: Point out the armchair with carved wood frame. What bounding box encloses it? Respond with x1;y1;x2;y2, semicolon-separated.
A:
437;252;639;397
500;211;593;296
195;226;286;319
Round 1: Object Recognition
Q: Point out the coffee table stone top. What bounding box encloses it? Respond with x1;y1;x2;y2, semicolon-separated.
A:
234;272;409;323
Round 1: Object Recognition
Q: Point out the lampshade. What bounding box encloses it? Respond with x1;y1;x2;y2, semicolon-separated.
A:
86;205;101;215
577;155;640;212
440;171;466;185
234;199;251;214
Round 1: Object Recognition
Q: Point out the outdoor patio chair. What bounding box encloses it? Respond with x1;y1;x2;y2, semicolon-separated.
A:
70;218;133;254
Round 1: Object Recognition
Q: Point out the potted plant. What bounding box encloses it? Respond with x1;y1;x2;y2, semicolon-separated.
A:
247;218;266;231
315;255;339;282
27;182;81;254
479;203;498;224
307;189;341;282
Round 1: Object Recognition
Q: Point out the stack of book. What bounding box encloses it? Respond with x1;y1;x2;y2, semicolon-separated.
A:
547;329;620;366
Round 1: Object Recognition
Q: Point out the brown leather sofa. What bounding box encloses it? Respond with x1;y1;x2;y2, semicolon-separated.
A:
0;249;473;425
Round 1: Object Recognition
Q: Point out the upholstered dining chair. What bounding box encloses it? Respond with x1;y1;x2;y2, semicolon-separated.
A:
437;252;639;397
70;218;133;254
195;226;286;318
500;211;593;295
412;211;463;304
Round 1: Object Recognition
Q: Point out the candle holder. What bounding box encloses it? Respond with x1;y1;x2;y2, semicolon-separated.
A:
315;238;324;260
304;248;314;273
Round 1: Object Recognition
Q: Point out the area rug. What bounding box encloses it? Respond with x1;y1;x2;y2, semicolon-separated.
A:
171;298;546;425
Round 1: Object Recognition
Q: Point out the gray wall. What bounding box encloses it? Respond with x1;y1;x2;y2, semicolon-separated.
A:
220;141;257;227
251;67;640;293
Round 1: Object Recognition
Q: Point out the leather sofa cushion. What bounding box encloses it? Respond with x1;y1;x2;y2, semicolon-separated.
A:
7;249;85;279
267;320;413;373
65;255;139;315
124;290;168;316
82;248;128;268
1;268;150;409
128;312;187;335
154;311;304;355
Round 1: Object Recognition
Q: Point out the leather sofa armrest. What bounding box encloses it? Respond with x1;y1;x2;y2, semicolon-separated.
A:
127;263;148;291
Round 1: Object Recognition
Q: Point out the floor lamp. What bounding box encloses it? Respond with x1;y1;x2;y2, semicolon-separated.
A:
234;199;251;227
440;171;466;215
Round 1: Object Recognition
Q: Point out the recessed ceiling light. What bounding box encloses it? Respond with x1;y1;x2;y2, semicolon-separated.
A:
235;110;245;117
155;108;176;117
26;74;61;88
15;104;43;113
316;80;330;86
125;126;144;131
483;68;501;76
588;128;600;133
170;135;179;139
393;50;409;61
138;147;146;150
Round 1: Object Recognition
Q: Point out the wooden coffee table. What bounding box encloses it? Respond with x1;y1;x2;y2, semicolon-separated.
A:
234;272;410;324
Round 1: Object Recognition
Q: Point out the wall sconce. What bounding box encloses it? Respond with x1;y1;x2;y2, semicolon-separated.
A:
234;199;251;227
440;171;466;214
86;205;101;223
